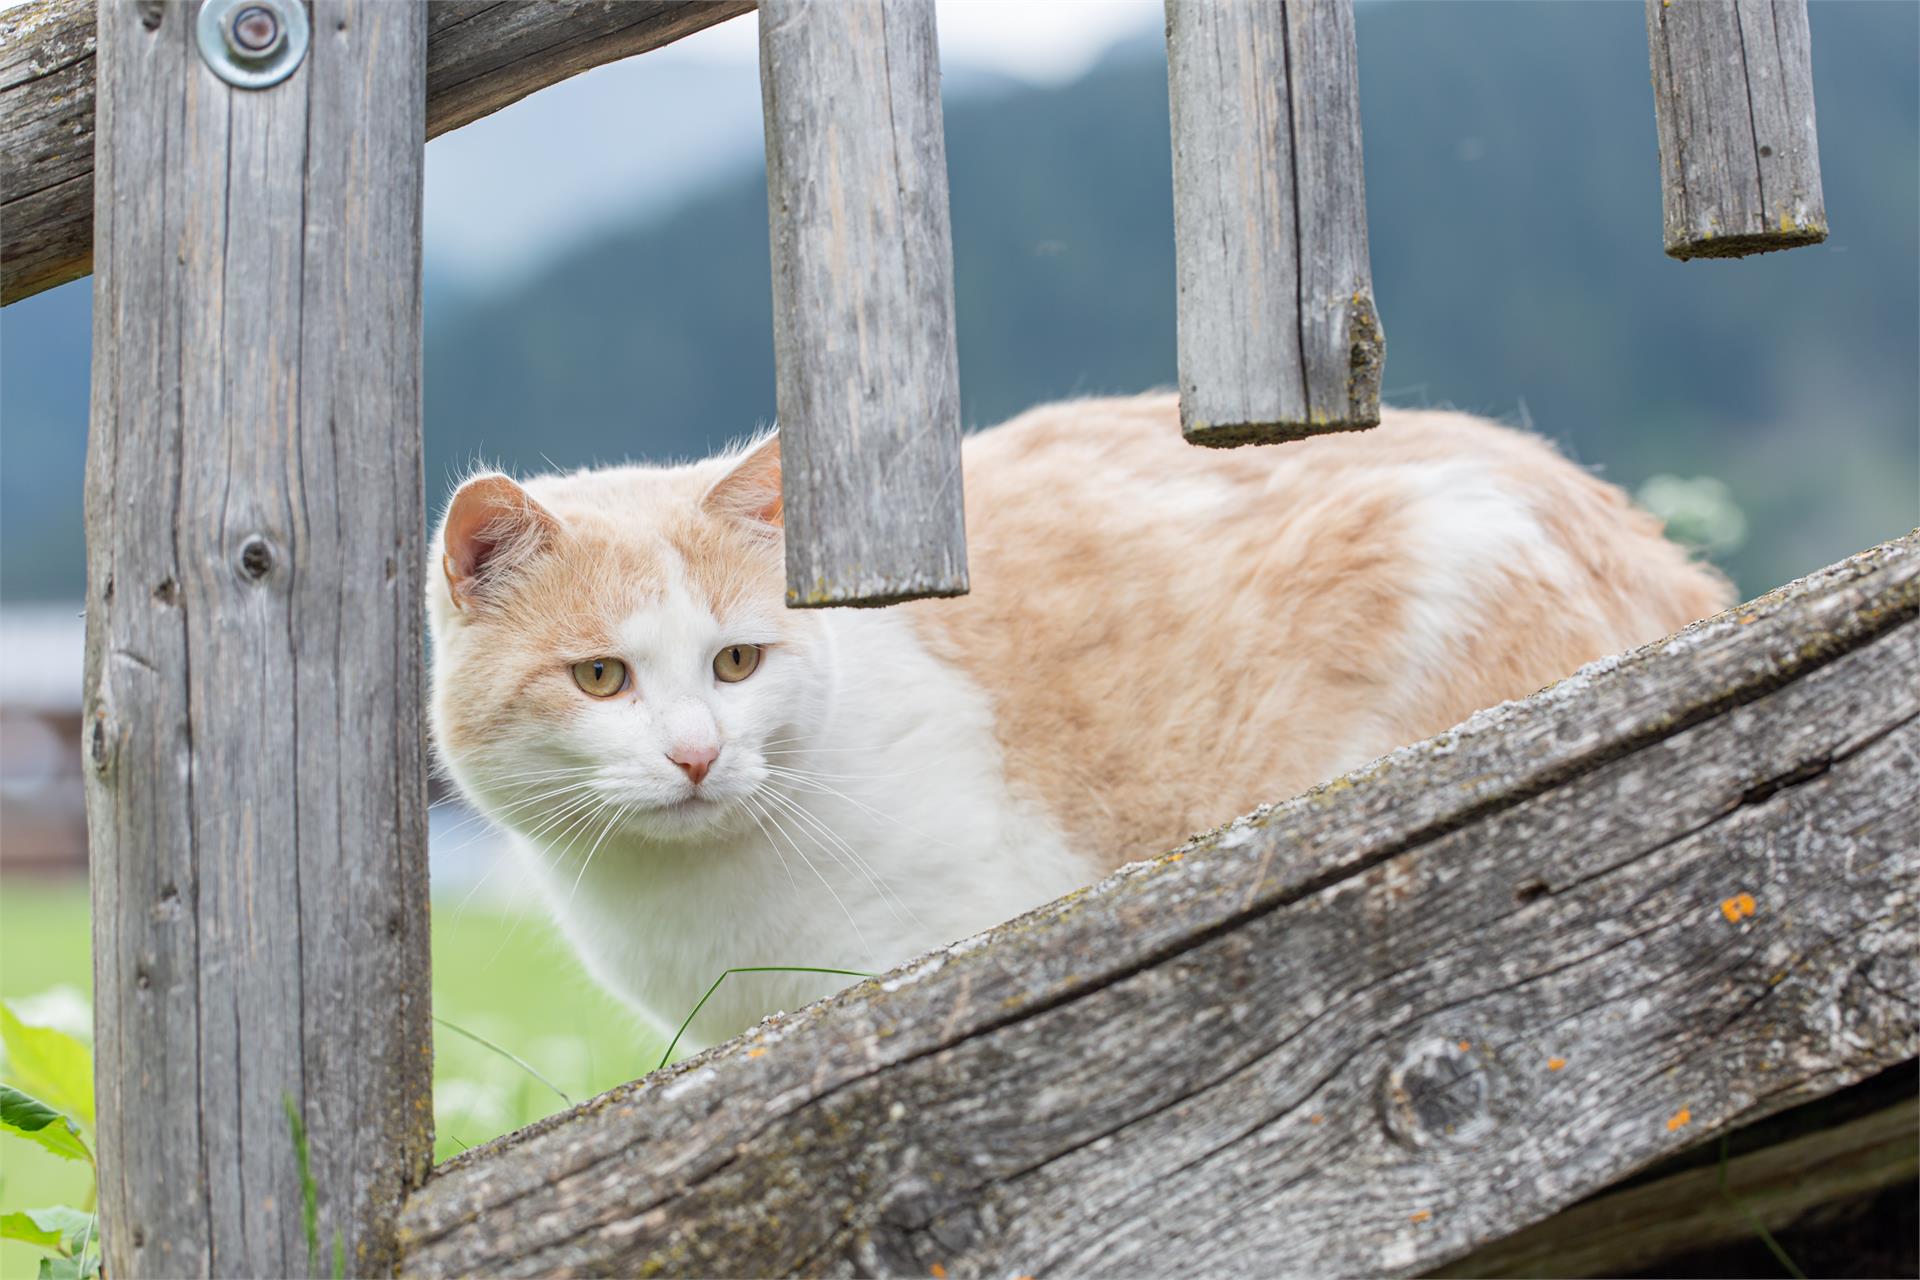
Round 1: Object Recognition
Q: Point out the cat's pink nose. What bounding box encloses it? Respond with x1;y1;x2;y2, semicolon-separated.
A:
668;744;719;785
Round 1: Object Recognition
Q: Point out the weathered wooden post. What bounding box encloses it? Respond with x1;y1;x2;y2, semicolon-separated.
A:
1164;0;1383;447
1645;0;1827;259
759;0;968;607
83;0;431;1274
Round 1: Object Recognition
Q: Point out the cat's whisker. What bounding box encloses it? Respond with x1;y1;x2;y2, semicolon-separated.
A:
738;794;803;896
756;785;920;929
760;766;968;854
429;784;603;863
564;801;631;910
756;756;950;781
543;792;616;862
744;791;871;961
443;783;605;917
429;772;604;844
514;789;608;848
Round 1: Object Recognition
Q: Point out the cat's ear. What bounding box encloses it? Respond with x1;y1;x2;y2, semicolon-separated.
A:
440;474;559;611
702;432;783;530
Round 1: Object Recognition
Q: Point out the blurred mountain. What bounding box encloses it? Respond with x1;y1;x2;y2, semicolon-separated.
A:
3;0;1915;603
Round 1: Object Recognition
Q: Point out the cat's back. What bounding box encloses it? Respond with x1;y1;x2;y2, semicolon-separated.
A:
911;392;1732;867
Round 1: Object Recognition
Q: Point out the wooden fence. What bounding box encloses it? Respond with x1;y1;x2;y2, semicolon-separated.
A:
0;1;1896;1276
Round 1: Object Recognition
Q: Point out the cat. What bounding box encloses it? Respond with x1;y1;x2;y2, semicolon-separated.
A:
427;392;1732;1053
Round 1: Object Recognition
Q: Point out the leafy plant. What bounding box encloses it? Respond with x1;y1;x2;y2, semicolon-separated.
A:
0;1004;99;1280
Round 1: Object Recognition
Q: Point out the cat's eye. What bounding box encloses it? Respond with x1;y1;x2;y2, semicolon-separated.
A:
572;658;627;698
713;644;763;683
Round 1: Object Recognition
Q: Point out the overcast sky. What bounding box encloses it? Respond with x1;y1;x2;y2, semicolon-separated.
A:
663;1;1161;82
424;2;1163;289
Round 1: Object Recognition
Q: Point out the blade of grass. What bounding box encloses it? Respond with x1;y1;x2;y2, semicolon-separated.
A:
656;967;875;1072
282;1094;318;1278
1717;1134;1807;1280
432;1015;572;1107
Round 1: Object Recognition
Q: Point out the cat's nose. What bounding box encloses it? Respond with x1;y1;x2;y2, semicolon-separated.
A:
668;743;719;785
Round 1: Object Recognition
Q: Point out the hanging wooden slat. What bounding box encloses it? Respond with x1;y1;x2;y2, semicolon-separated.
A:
85;0;431;1272
1165;0;1383;447
1646;0;1827;260
759;0;968;607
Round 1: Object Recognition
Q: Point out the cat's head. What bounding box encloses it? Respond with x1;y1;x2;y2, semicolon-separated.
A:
427;434;824;845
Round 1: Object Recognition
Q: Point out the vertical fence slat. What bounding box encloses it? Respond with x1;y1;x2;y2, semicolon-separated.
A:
1165;0;1382;448
84;1;431;1274
1646;0;1827;259
759;0;968;608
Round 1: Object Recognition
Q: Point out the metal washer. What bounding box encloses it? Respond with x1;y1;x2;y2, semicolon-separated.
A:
196;0;310;90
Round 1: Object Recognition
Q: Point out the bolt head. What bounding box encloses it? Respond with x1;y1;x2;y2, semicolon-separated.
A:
228;4;283;57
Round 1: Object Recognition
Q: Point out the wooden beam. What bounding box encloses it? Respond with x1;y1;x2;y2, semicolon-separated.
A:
1646;0;1827;259
759;0;968;607
84;1;430;1272
1435;1074;1918;1277
396;535;1919;1277
0;0;755;306
1165;0;1383;446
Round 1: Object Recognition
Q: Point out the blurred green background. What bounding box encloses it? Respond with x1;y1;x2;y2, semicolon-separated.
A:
0;883;660;1279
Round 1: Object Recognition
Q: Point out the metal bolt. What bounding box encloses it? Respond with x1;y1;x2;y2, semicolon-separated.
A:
197;0;308;90
227;5;283;57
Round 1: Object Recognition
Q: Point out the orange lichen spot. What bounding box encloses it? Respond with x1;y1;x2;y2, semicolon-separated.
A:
1167;852;1184;863
1667;1107;1691;1131
1457;1040;1471;1052
1409;1209;1432;1224
1309;1113;1325;1125
1548;1057;1567;1072
1719;892;1757;923
930;1265;947;1279
1739;612;1758;625
748;1046;766;1059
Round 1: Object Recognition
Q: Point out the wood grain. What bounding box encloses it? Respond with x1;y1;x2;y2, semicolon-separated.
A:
84;1;430;1273
397;537;1919;1277
1646;0;1827;259
1165;0;1383;446
0;0;94;304
1435;1084;1917;1278
0;0;753;305
759;0;968;607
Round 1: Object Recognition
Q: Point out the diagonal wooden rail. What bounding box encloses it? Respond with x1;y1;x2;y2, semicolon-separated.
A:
397;532;1919;1277
0;0;754;304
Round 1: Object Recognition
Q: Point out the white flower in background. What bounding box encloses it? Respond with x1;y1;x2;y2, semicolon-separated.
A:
8;985;93;1042
1638;474;1749;556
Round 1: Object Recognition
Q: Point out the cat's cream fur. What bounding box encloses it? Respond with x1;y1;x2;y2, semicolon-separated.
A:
428;392;1731;1049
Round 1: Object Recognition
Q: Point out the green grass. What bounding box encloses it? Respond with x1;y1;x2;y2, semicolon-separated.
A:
0;877;663;1278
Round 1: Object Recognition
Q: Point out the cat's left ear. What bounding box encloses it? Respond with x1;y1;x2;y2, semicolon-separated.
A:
702;431;783;530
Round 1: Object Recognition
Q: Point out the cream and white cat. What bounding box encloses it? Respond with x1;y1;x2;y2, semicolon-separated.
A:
427;392;1731;1050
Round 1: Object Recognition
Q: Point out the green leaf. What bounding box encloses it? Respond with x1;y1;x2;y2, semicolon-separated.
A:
38;1254;81;1280
36;1207;95;1257
0;1004;93;1128
7;1208;99;1277
1;1211;63;1249
0;1085;92;1164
